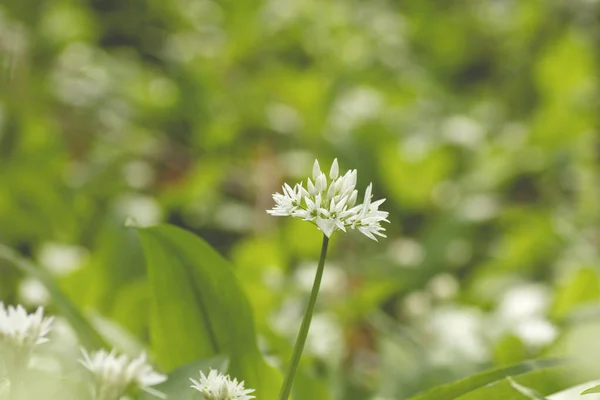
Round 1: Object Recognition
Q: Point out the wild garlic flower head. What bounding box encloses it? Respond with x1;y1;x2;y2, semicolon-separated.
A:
80;349;167;400
267;159;389;240
0;303;53;351
190;369;255;400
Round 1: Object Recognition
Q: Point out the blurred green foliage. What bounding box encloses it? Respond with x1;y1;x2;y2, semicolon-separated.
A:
1;0;599;398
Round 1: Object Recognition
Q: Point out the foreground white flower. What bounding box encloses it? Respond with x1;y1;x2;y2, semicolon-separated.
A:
267;158;389;240
190;368;255;400
80;349;167;400
0;303;53;352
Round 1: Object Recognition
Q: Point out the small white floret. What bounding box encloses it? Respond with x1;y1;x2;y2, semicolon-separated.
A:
0;303;54;351
190;368;255;400
80;348;167;400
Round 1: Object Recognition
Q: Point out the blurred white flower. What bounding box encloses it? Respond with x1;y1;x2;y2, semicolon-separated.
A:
18;278;51;307
426;306;489;366
494;283;557;348
80;349;166;400
38;242;88;276
0;303;53;352
190;368;255;400
267;159;389;240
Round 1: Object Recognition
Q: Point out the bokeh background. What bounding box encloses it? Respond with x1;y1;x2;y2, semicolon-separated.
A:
1;0;600;398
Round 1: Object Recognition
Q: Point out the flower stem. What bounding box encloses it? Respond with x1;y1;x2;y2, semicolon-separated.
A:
278;234;330;400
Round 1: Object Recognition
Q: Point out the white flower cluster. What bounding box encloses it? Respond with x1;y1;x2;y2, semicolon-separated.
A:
268;159;389;240
190;368;255;400
80;349;167;400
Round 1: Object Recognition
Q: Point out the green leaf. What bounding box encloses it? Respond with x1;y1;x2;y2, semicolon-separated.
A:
407;358;564;400
551;267;600;321
140;356;229;400
582;384;600;395
137;224;282;400
0;244;106;349
507;377;548;400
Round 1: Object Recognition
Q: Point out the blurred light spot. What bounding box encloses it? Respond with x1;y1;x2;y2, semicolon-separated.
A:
0;11;29;76
401;134;431;163
294;262;347;296
445;239;472;265
262;268;285;290
164;28;226;62
40;3;91;44
306;313;344;359
51;43;110;106
402;291;431;317
38;243;88;276
498;283;551;321
458;194;500;221
266;103;302;134
177;0;223;27
18;278;50;306
260;0;306;31
148;77;178;108
497;122;527;150
513;318;557;348
427;274;459;300
340;35;371;67
431;181;461;208
270;298;303;335
98;100;132;132
113;193;162;227
427;306;488;365
48;317;80;351
328;87;383;138
122;160;155;189
387;238;424;267
278;150;313;178
442;115;484;149
214;202;254;232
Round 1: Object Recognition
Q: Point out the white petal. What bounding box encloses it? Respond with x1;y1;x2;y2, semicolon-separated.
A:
312;159;321;181
316;218;337;237
330;158;339;180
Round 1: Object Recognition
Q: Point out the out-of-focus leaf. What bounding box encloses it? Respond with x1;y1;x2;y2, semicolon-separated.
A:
581;384;600;395
0;244;106;349
407;358;564;400
552;267;600;320
137;224;282;400
493;334;527;366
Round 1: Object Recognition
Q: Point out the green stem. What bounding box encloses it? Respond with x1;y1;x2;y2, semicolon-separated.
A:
278;234;330;400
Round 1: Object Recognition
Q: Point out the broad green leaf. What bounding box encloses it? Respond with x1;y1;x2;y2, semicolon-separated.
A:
140;356;229;400
407;358;564;400
508;377;548;400
137;224;282;400
0;244;106;349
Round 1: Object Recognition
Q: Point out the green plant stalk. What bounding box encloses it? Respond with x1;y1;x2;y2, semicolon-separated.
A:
278;234;330;400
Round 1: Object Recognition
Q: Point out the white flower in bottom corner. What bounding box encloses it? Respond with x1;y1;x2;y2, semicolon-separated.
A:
80;349;167;400
190;369;255;400
0;303;53;354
